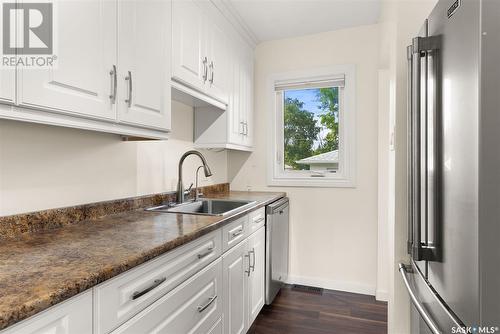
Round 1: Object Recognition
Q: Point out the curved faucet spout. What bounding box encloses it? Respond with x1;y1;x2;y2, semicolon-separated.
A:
177;150;213;203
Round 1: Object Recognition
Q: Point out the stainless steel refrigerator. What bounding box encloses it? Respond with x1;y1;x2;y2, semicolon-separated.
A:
401;0;500;332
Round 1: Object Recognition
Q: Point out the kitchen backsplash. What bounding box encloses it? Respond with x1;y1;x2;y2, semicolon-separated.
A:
0;183;229;240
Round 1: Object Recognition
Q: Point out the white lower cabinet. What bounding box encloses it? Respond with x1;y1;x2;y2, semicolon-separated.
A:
247;227;266;325
207;317;223;334
112;258;223;334
222;239;249;334
94;230;221;334
223;225;266;334
3;209;271;334
1;291;92;334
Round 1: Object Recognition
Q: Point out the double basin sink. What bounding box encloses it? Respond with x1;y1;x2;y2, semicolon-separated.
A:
146;198;256;216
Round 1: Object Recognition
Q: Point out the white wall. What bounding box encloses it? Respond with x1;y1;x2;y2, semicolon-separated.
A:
0;100;228;216
229;24;380;295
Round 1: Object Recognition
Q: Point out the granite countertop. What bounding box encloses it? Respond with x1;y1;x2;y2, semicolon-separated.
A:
0;191;285;331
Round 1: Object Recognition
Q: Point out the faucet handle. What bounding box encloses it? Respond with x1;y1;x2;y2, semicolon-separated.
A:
184;183;194;196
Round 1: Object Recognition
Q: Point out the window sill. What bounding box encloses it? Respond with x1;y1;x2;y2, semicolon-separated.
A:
267;177;356;188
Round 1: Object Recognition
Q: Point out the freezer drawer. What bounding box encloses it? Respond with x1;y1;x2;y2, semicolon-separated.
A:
400;261;464;334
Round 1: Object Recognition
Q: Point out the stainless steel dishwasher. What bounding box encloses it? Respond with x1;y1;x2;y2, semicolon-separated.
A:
265;197;289;305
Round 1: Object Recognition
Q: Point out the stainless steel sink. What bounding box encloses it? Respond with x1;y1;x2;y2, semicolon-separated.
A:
146;198;256;216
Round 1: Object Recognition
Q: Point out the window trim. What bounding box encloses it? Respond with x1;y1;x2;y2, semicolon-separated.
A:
267;65;356;188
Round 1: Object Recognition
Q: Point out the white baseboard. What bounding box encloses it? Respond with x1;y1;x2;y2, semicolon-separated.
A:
376;289;389;302
286;274;376;296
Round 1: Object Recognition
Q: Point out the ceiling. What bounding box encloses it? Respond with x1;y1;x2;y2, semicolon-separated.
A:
228;0;381;43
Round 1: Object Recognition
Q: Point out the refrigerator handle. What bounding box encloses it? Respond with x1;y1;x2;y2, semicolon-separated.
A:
399;263;440;334
406;45;414;255
411;36;440;261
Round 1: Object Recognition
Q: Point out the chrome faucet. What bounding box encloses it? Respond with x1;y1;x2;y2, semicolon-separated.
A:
177;150;213;203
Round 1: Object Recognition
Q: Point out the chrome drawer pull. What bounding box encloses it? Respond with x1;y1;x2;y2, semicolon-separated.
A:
197;295;217;313
253;217;264;224
197;246;214;259
132;277;166;300
231;229;243;238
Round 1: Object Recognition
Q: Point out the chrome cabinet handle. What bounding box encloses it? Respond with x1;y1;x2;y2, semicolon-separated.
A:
202;57;208;83
231;228;243;238
125;71;133;108
253;217;264;224
239;121;245;135
197;246;214;259
197;295;217;313
399;263;440;334
209;61;214;84
109;65;117;104
244;253;251;276
132;277;166;300
249;248;255;272
244;122;248;135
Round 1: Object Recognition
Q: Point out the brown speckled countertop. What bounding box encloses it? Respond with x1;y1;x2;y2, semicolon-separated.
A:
0;191;285;331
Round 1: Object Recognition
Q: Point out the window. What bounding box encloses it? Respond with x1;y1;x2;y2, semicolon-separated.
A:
267;65;356;187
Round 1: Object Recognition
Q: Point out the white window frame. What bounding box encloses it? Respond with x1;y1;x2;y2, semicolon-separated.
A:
267;65;356;188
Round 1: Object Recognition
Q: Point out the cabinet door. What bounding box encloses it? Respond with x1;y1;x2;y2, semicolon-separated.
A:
117;0;171;130
241;49;254;147
227;37;246;146
0;69;15;105
205;18;228;104
18;0;116;120
247;227;265;325
172;0;205;91
222;239;248;334
2;292;92;334
227;45;243;145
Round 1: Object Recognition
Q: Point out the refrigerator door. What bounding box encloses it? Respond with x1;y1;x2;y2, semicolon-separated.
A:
479;0;500;324
426;0;480;326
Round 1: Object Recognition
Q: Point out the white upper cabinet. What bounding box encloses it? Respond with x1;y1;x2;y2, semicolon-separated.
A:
117;0;171;131
17;0;117;121
0;70;15;105
205;16;229;103
194;31;254;151
172;0;229;105
172;0;205;92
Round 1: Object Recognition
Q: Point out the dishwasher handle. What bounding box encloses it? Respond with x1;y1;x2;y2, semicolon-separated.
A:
267;197;289;215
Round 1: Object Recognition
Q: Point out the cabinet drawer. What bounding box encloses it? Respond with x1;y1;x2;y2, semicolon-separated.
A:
1;291;92;334
112;258;223;334
222;215;248;252
94;230;222;334
248;208;265;235
208;317;223;334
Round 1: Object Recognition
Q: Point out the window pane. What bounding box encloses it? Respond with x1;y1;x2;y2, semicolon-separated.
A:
283;87;339;173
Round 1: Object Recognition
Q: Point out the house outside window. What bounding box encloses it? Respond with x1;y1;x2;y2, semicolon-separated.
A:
267;65;356;187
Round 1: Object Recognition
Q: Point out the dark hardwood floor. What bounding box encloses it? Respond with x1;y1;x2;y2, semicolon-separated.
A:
248;285;387;334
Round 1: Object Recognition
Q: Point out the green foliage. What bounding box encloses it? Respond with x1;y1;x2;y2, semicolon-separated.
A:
315;87;339;154
283;97;320;170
